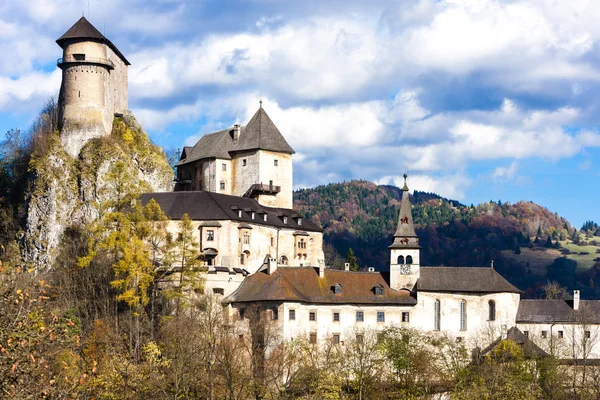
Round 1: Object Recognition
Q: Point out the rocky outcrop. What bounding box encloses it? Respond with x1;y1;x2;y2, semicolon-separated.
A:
23;113;173;270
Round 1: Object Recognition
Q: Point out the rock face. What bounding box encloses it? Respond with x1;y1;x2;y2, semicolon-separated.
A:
23;113;173;270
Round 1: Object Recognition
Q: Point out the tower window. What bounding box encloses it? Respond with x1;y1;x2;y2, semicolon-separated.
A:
460;300;467;331
206;230;214;241
222;163;226;171
397;255;405;264
243;233;250;244
220;181;225;190
406;255;413;264
434;300;441;330
73;53;85;61
488;300;496;321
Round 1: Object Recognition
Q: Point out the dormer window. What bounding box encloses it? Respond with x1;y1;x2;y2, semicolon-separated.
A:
283;216;288;224
238;210;242;218
333;284;342;294
251;212;255;220
374;285;383;296
297;217;302;226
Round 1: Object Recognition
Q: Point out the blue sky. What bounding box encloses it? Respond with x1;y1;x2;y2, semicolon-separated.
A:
1;0;599;228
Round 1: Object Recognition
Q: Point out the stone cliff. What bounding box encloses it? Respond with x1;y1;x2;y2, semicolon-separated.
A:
23;112;172;269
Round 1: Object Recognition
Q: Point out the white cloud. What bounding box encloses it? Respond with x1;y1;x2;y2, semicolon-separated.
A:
0;70;61;110
491;161;519;182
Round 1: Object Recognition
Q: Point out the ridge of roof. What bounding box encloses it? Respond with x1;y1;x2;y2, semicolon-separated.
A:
56;17;130;65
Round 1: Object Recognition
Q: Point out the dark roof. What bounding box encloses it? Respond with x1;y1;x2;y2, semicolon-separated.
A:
417;267;521;294
56;17;130;65
177;107;294;166
479;327;549;360
517;300;600;323
225;267;417;305
139;191;322;232
390;176;420;249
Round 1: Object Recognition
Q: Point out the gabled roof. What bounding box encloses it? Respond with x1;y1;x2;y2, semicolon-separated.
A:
517;300;600;323
56;17;130;65
417;267;521;294
139;191;322;232
225;268;417;305
177;107;294;166
479;327;549;360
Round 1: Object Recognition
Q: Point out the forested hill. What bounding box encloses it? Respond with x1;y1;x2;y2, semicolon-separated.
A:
293;180;600;298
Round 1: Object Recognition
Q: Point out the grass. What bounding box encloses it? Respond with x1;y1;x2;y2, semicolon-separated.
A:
501;235;600;274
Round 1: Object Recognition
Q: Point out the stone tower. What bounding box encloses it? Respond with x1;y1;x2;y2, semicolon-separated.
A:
56;17;130;157
175;105;295;209
389;174;421;291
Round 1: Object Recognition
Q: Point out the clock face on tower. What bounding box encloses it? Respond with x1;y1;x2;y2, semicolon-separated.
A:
400;264;411;275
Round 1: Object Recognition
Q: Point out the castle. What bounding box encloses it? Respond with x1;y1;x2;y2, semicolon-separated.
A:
56;17;600;361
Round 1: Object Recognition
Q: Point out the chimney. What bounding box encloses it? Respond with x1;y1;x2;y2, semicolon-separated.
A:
344;263;350;271
233;124;241;140
318;259;325;278
574;290;580;311
267;257;277;275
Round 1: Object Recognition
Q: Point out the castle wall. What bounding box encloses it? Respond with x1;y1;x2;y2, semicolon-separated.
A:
257;151;293;209
231;151;260;197
164;218;324;275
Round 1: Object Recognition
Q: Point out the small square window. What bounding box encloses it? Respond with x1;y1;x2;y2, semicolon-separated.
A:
242;159;247;166
356;334;363;344
289;309;295;321
541;331;548;338
377;311;385;323
524;331;529;337
402;312;410;323
206;230;214;241
213;288;224;295
558;330;563;338
309;333;317;344
333;312;340;322
332;334;340;345
356;311;364;322
220;181;225;190
222;163;227;171
309;312;316;321
274;159;278;166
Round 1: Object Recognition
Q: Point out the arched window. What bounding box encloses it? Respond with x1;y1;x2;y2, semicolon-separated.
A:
460;300;467;331
434;300;441;331
488;300;496;321
280;255;288;265
406;255;413;264
397;255;405;264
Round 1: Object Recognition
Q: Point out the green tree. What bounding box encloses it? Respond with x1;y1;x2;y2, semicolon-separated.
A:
346;248;359;272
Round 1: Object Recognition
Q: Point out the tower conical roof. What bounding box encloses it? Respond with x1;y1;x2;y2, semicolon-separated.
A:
389;174;420;249
231;106;295;154
56;17;130;65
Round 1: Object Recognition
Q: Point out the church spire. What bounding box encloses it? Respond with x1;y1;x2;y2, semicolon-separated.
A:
389;174;420;249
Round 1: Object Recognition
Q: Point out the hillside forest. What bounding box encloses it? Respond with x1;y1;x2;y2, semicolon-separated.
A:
294;181;600;299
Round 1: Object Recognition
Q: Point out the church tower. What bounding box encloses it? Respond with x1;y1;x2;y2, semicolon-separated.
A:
56;17;130;157
389;174;420;291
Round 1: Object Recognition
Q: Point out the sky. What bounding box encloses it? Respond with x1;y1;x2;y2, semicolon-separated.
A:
1;0;599;228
